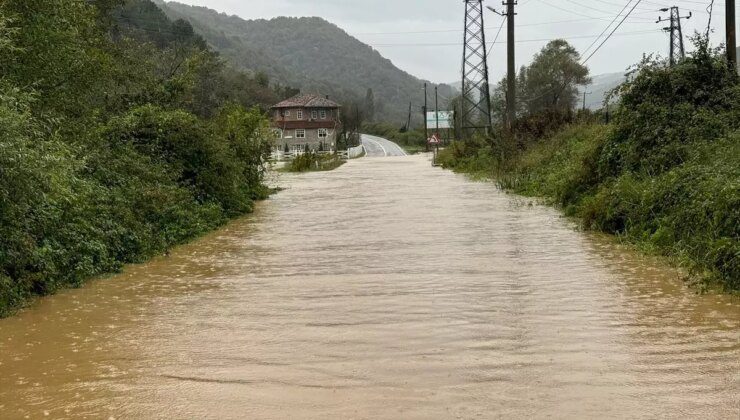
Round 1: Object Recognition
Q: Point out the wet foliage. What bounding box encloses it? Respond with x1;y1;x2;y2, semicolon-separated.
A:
440;39;740;290
286;152;345;173
0;0;276;316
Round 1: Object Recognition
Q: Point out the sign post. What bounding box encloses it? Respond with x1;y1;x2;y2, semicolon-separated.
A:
428;133;441;167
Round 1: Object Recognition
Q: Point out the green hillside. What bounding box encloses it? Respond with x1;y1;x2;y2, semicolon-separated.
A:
154;1;455;124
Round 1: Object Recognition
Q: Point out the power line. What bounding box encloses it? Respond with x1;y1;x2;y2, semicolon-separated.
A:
487;16;508;55
369;29;660;48
582;0;637;58
562;0;653;16
522;0;646;105
535;0;655;20
353;16;650;36
582;0;646;64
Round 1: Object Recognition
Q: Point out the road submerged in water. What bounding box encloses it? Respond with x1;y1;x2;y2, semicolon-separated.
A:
0;153;738;419
361;134;408;157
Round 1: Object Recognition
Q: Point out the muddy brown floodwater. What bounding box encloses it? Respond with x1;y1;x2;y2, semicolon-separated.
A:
0;155;739;419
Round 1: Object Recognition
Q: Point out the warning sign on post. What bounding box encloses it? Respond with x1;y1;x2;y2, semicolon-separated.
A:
428;134;441;144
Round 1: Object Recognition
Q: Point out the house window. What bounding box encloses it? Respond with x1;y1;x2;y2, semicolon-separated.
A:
271;128;283;139
296;129;306;139
318;128;328;139
297;110;303;120
311;110;318;120
320;110;327;119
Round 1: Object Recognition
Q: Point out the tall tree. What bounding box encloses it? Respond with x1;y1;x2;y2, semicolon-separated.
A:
491;40;590;120
0;0;111;116
521;40;591;114
364;88;375;122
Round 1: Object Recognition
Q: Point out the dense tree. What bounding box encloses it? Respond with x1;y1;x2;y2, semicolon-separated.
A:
364;88;375;122
523;40;591;113
0;0;277;316
491;40;590;121
0;0;112;116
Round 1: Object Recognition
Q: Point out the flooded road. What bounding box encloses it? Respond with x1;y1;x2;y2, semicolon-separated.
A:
1;154;738;419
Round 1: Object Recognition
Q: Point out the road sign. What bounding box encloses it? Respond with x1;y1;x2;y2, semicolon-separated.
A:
428;134;441;144
426;111;454;129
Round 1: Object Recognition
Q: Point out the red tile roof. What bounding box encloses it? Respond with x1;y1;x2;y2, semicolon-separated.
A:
271;94;340;109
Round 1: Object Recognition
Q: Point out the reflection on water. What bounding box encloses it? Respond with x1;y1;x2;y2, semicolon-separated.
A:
0;155;738;419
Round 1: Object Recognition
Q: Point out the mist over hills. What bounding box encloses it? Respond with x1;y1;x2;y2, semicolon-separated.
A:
583;72;625;110
153;1;457;124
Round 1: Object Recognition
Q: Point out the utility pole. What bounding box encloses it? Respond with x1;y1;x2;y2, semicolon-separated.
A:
582;91;592;111
423;83;429;151
461;0;493;138
505;1;516;128
728;0;737;73
657;7;691;67
455;102;461;141
406;102;412;132
488;3;516;129
434;86;441;152
354;105;361;147
435;86;440;136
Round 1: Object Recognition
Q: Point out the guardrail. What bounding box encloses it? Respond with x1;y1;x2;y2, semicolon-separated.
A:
346;144;365;159
272;146;364;162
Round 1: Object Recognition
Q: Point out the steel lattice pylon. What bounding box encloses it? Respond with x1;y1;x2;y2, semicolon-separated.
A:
461;0;493;138
658;6;691;67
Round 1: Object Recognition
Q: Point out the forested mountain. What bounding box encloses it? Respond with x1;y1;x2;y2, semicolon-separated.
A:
153;1;455;124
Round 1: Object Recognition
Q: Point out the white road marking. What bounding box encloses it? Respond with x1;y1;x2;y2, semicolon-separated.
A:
361;134;408;157
365;137;388;157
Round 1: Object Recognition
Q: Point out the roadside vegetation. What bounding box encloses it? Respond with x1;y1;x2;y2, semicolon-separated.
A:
0;0;289;317
284;151;346;173
438;38;739;291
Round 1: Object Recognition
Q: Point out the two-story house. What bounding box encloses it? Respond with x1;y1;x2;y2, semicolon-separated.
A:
271;94;342;152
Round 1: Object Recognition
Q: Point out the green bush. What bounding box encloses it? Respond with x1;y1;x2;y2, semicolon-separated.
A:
0;1;277;316
439;39;740;290
103;105;258;216
601;38;740;177
286;151;344;172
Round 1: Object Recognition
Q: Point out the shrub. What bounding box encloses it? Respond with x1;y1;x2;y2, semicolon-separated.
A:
439;39;740;290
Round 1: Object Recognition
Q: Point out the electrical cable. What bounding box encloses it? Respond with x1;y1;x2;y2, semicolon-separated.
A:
581;0;636;58
582;0;645;64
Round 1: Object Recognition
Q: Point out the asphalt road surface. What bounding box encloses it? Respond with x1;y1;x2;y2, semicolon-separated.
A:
361;134;408;157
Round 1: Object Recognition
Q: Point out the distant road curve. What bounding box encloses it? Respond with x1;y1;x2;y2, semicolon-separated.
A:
360;134;408;157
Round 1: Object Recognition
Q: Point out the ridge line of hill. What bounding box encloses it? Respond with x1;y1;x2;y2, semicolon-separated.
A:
153;0;457;124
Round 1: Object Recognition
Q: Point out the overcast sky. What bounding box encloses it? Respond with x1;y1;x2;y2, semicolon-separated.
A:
173;0;735;84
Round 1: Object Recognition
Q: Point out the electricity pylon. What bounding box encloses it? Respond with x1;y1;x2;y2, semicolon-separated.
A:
461;0;493;138
657;7;692;67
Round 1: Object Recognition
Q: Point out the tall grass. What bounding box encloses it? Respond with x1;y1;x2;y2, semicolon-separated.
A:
438;41;739;291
